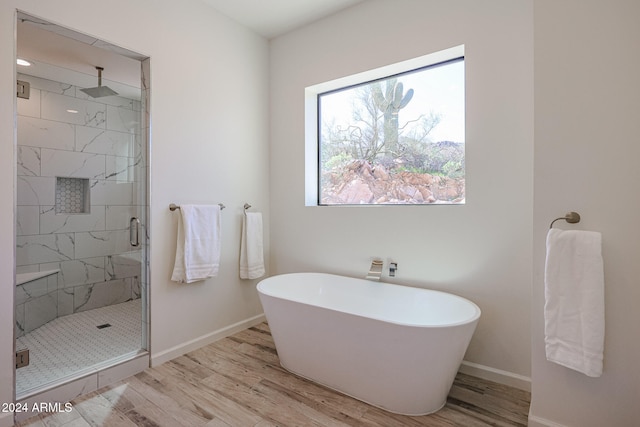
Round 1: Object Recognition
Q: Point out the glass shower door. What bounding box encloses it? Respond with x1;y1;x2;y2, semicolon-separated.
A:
15;12;149;398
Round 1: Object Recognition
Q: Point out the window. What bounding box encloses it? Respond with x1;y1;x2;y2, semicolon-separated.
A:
306;46;465;206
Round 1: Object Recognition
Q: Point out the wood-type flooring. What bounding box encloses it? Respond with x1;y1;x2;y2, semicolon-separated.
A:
16;323;530;426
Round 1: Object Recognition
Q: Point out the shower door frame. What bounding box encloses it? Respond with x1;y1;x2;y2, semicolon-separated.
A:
13;9;151;407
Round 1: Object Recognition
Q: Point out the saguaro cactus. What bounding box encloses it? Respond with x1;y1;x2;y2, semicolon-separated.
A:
372;78;414;159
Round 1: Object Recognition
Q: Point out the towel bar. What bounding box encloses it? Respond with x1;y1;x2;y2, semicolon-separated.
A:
549;211;580;229
169;203;225;211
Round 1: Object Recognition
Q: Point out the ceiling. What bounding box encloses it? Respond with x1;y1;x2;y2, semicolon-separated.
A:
17;13;143;99
201;0;365;39
16;1;365;99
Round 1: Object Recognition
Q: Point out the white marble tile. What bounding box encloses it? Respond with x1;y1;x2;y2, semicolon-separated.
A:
17;205;40;236
132;277;141;299
90;180;133;205
106;205;140;230
40;205;105;234
57;287;75;317
24;292;58;333
17;176;55;206
105;205;136;231
18;73;76;96
41;257;106;289
41;92;106;128
18;115;75;151
74;230;132;258
106;105;140;132
15;303;25;338
105;155;133;182
76;126;133;156
74;279;132;313
142;58;150;92
17;87;41;118
132;181;147;208
106;252;141;280
41;149;106;179
15;276;50;305
17;146;41;176
16;233;74;266
16;265;39;275
47;273;58;293
17;270;60;286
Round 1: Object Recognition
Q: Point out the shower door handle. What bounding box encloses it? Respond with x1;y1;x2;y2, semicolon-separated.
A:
130;217;141;247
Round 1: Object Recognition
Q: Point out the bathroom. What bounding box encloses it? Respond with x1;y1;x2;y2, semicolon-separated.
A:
0;1;639;426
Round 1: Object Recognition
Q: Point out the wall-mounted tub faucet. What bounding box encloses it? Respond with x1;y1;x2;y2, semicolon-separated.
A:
389;262;398;277
366;259;384;281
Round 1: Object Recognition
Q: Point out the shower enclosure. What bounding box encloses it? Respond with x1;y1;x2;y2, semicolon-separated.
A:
14;12;150;401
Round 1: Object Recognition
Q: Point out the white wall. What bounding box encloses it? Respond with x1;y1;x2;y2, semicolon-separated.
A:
0;1;269;425
530;1;640;425
270;0;534;383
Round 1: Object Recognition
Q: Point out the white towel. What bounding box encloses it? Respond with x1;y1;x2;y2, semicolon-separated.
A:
544;228;605;377
240;212;265;279
171;204;221;283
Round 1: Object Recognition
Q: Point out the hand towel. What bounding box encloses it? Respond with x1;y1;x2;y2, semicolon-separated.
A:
240;212;265;279
544;228;605;377
171;204;221;283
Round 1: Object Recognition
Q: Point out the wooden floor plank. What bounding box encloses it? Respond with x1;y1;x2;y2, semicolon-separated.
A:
72;391;138;427
201;369;329;427
201;334;381;424
260;374;377;427
168;374;265;427
25;322;530;427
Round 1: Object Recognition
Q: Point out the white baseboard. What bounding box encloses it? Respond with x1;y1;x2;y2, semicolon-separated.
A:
459;360;531;391
528;413;568;427
151;313;266;367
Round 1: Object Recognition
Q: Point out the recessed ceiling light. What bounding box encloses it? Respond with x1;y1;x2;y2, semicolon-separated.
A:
66;109;79;114
17;59;31;66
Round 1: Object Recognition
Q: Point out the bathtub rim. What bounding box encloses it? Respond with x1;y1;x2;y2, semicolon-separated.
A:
257;272;481;329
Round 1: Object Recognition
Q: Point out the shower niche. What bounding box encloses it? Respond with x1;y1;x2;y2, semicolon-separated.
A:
14;11;150;412
55;177;90;214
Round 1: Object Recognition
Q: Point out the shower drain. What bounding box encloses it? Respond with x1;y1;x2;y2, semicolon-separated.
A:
96;323;112;329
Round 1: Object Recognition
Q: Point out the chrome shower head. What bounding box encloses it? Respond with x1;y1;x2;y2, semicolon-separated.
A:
81;66;118;98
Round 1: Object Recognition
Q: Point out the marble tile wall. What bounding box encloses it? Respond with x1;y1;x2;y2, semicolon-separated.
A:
15;271;59;337
16;73;144;332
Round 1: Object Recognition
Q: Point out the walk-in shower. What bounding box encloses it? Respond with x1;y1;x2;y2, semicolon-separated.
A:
14;12;150;403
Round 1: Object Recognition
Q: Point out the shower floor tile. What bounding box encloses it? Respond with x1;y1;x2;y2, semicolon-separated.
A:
16;299;142;397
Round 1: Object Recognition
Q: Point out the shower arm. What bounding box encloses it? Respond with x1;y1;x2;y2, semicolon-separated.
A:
96;66;104;86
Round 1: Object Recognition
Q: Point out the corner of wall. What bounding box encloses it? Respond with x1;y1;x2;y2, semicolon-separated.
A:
459;360;531;391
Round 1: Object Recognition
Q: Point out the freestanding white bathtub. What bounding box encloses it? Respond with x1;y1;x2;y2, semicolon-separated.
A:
257;272;481;416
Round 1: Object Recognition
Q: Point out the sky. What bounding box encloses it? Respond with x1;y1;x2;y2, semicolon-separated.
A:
320;59;465;144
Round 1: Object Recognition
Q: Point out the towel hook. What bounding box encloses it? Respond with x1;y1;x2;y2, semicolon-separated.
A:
549;211;581;229
244;203;251;211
